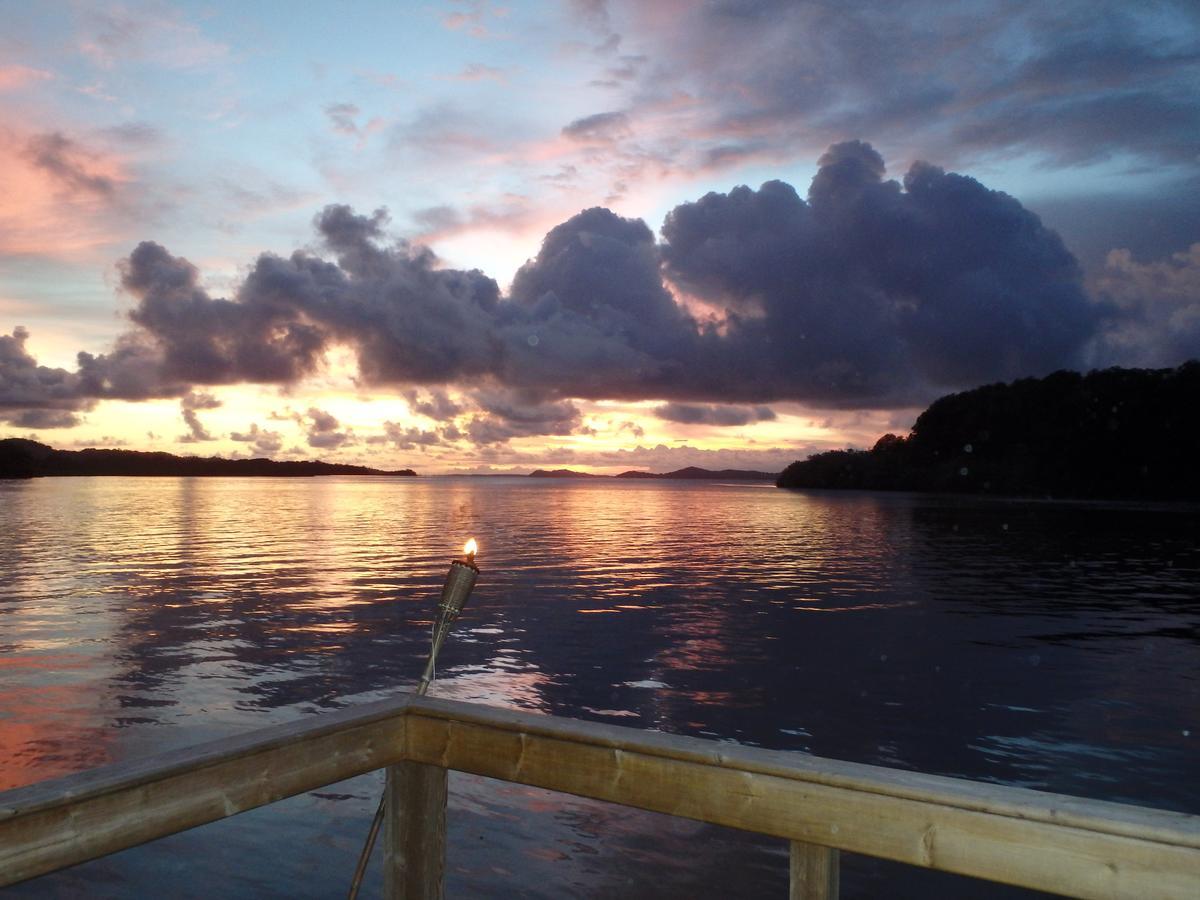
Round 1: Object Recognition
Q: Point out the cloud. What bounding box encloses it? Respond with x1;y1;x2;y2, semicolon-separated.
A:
181;390;221;411
100;122;163;147
9;140;1191;426
118;239;329;384
452;63;509;83
464;388;582;445
1092;243;1200;367
372;421;444;450
610;0;1200;178
441;1;508;39
404;388;463;421
304;406;351;449
325;102;384;142
23;132;116;197
0;127;134;259
178;392;219;443
0;65;53;91
326;102;361;134
409;196;539;242
661;141;1101;403
6;409;82;429
77;5;228;70
229;423;283;456
501;205;699;399
0;327;88;414
562;111;631;143
654;403;776;426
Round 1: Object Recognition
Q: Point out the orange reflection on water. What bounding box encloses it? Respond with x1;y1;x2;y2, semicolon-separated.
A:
0;657;116;791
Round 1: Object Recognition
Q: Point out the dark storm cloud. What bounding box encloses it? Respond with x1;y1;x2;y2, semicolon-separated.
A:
0;325;188;429
0;327;87;412
7;141;1182;423
75;334;187;401
6;408;82;429
113;205;502;389
500;205;699;399
661;141;1101;402
655;403;775;426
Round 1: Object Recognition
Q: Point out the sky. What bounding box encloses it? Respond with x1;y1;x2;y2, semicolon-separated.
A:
1;0;1198;474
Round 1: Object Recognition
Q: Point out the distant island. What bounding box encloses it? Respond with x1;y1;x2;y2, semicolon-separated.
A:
617;466;777;481
0;439;416;479
529;466;777;480
777;362;1200;501
528;468;604;478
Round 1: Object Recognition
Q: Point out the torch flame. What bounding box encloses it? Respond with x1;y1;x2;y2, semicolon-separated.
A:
463;537;478;557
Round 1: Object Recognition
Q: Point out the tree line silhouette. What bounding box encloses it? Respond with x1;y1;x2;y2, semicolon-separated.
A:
777;362;1200;500
0;439;416;479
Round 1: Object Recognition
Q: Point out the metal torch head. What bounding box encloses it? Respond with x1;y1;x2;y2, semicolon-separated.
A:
438;558;479;624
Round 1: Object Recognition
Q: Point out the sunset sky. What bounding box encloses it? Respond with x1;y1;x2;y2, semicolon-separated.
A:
2;0;1198;473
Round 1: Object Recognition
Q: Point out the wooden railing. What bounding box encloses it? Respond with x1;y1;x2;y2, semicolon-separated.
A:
2;694;1197;898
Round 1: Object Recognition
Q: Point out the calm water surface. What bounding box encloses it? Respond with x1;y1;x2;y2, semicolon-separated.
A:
1;477;1197;898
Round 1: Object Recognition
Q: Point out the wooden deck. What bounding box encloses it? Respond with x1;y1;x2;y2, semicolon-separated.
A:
2;693;1197;898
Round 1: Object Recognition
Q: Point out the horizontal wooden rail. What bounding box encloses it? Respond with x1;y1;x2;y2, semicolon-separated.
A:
2;693;1197;899
0;695;410;886
403;697;1200;899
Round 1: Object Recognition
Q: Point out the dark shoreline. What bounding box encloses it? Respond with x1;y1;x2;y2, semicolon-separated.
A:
0;439;416;480
777;362;1200;503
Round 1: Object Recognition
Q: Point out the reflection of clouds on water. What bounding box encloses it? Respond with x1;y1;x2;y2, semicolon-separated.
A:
1;477;1197;896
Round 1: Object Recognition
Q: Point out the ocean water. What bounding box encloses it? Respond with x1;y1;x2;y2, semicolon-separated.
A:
1;476;1197;898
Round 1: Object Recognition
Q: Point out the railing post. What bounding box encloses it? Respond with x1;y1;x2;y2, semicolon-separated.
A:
383;762;447;899
790;841;839;900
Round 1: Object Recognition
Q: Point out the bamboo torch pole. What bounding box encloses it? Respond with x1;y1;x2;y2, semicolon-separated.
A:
347;539;480;900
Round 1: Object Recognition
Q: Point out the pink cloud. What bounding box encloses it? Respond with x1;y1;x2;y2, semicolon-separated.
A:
0;127;133;259
76;5;228;70
0;65;53;92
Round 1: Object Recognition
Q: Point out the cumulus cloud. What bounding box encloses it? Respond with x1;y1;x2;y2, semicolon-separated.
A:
6;140;1193;433
655;403;775;426
661;141;1100;403
305;406;351;449
0;327;88;415
464;387;582;445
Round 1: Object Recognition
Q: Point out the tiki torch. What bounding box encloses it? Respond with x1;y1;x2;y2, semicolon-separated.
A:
347;537;480;900
416;537;479;695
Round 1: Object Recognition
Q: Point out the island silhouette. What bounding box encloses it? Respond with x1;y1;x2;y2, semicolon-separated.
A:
777;362;1200;501
0;439;416;479
529;467;777;480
